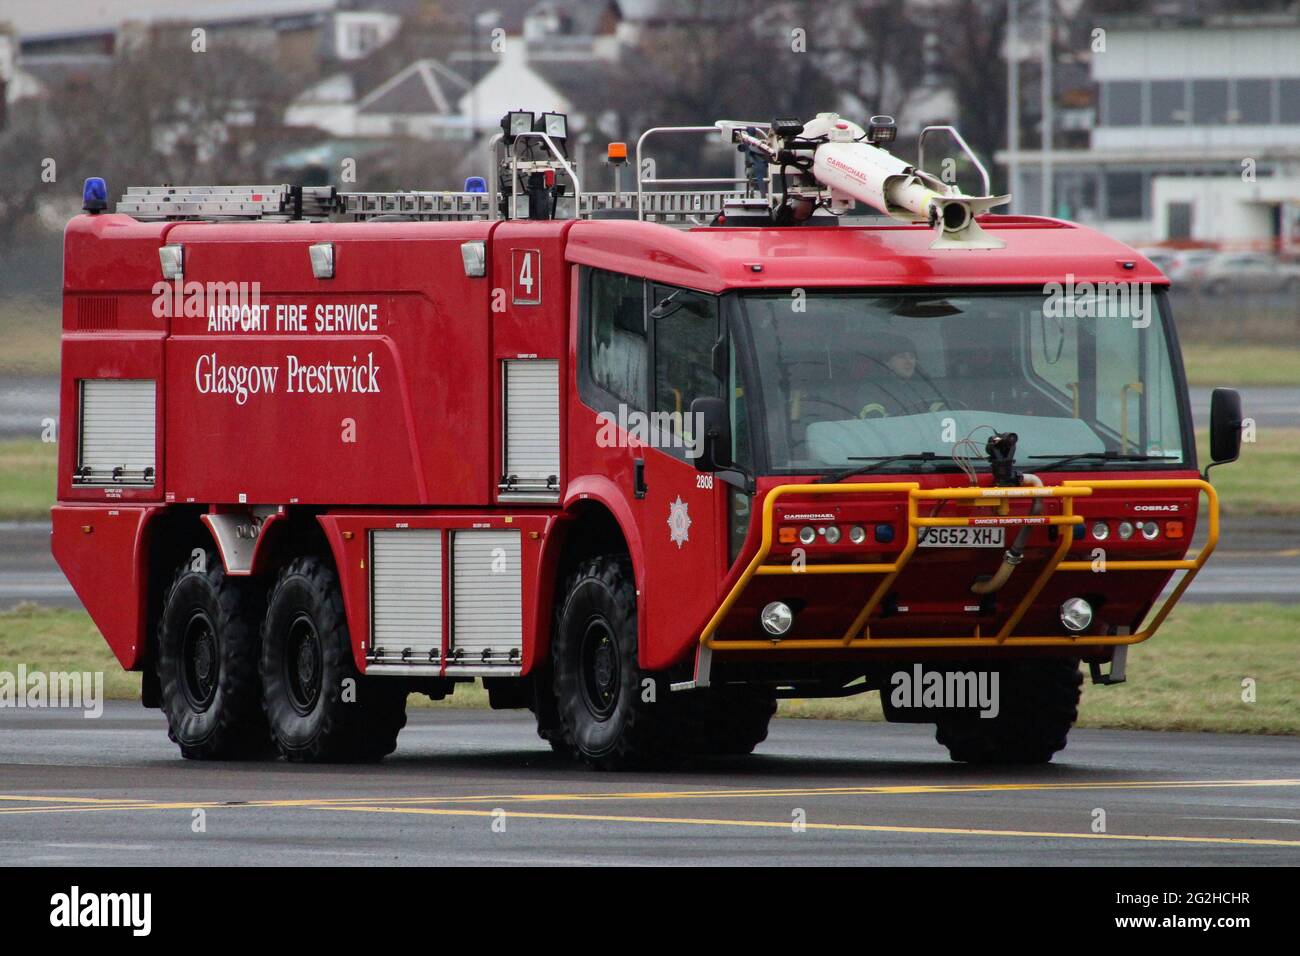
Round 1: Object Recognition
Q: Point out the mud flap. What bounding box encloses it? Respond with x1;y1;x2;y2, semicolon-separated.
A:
671;642;712;691
141;666;161;708
1089;642;1128;686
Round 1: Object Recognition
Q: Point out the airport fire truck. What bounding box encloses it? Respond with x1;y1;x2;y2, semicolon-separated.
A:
53;111;1242;768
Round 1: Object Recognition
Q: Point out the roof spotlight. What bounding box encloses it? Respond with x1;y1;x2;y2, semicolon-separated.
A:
866;115;897;144
535;111;568;143
501;110;536;145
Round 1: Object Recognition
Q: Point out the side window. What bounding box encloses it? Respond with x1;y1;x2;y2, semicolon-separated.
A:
651;284;720;456
588;270;647;410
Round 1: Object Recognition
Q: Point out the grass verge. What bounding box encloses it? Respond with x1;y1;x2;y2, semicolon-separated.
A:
1197;428;1300;517
0;298;61;376
2;602;1293;734
0;439;57;521
1181;343;1300;388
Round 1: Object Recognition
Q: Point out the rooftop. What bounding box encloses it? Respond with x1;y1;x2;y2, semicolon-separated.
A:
2;0;337;42
564;216;1166;292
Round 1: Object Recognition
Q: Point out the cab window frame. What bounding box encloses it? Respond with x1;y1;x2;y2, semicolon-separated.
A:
648;281;724;463
579;266;733;465
578;266;650;416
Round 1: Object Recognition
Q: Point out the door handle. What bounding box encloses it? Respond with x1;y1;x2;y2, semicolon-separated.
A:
634;459;648;499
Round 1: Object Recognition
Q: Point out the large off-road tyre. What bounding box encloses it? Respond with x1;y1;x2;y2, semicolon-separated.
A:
550;555;679;770
935;659;1083;764
156;551;272;760
678;686;777;756
260;556;407;762
529;667;569;754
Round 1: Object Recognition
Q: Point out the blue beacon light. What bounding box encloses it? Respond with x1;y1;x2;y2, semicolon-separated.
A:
82;177;109;214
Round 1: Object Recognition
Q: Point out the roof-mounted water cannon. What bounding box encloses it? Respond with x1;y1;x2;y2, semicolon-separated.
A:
737;112;1010;248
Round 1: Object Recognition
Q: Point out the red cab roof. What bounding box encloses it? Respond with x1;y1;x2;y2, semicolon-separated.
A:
564;215;1167;293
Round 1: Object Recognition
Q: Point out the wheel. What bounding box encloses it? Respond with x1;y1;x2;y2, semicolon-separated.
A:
678;686;777;755
550;555;677;769
528;667;569;753
156;550;271;759
260;556;407;762
935;659;1082;764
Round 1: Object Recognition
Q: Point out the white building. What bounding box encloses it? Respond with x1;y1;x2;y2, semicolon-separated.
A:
1152;175;1300;253
999;12;1300;248
332;10;401;61
453;40;574;136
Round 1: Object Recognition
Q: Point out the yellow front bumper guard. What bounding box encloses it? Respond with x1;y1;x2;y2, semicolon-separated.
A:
698;478;1218;653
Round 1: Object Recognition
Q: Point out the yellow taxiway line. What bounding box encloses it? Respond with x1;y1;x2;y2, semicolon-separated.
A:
0;778;1298;816
317;804;1300;848
1;779;1297;847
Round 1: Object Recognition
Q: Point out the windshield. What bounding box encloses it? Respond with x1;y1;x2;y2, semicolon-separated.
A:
735;290;1189;475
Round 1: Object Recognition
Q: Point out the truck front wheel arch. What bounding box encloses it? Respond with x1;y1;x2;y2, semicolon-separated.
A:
549;554;679;769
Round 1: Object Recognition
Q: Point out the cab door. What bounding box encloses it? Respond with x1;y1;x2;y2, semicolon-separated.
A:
632;283;725;666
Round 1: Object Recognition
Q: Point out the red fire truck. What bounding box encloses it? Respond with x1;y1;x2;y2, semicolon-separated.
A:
53;112;1242;768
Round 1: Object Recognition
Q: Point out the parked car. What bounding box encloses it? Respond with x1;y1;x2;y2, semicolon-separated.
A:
1137;247;1176;274
1199;253;1300;295
1165;249;1218;285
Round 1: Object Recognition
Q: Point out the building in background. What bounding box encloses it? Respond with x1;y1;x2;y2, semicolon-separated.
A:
1001;9;1300;251
2;0;343;91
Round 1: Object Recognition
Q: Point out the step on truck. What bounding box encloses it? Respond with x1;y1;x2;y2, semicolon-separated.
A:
53;111;1243;767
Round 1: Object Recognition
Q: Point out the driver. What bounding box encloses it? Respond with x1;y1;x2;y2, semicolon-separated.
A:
853;332;950;418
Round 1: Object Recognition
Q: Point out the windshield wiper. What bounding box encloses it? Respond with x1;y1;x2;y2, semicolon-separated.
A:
1028;451;1178;472
816;452;942;484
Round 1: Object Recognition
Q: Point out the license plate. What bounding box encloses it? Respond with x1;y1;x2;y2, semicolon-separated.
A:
919;527;1005;548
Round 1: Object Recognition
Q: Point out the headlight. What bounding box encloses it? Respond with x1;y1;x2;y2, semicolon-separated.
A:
1140;521;1160;540
1117;521;1135;540
1091;521;1109;541
824;525;842;544
798;525;816;545
760;601;794;636
848;525;867;545
1060;597;1093;633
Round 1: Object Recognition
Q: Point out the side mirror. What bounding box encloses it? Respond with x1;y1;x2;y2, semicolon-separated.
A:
689;396;731;472
1209;387;1243;465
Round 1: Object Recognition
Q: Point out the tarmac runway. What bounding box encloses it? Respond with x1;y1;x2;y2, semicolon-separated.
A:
0;704;1296;866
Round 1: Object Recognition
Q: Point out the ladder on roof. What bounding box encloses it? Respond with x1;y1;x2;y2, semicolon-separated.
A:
115;122;778;226
115;184;753;224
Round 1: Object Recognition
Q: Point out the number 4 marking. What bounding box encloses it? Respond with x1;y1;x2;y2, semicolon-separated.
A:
513;249;541;305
